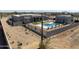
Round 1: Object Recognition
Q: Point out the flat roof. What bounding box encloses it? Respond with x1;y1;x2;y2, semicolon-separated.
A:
1;16;41;49
13;14;42;17
57;15;72;17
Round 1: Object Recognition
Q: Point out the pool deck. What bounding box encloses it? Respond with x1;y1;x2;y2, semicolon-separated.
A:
29;22;65;32
1;16;41;49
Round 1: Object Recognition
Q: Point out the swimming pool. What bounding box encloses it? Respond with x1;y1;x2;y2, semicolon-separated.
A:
36;22;62;29
43;22;62;29
44;22;57;28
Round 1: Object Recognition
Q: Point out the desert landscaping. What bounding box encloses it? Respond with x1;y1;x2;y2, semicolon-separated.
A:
0;12;79;49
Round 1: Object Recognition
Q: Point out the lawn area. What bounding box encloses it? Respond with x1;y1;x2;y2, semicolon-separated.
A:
32;21;49;25
32;22;41;24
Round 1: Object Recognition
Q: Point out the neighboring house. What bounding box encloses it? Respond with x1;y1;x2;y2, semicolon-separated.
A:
55;15;73;24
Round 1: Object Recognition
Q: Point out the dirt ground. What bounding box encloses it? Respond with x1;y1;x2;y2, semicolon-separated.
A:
1;17;41;49
44;24;79;49
1;16;79;49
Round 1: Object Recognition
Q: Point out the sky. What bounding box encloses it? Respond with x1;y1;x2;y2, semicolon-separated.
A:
0;0;79;12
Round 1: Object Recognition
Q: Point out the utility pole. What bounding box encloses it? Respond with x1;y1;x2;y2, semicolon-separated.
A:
39;13;45;49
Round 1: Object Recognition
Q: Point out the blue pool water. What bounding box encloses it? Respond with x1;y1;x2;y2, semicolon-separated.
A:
43;22;61;29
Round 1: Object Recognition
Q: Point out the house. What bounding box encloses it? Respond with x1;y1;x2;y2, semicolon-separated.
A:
7;14;48;26
55;15;73;24
7;15;26;26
